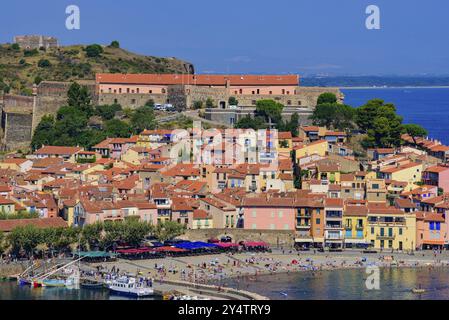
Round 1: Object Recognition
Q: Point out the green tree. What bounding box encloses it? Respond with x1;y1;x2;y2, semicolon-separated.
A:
255;99;284;125
193;101;203;110
104;119;133;138
11;43;20;51
82;222;104;250
287;112;300;137
85;44;104;58
7;225;43;257
356;99;403;148
205;98;215;108
109;40;120;48
153;221;186;242
234;114;266;130
67;82;93;117
34;76;43;85
0;231;5;256
31;115;56;150
37;59;51;68
402;123;428;145
228;96;239;106
130;105;156;133
317;92;337;105
95;104;122;120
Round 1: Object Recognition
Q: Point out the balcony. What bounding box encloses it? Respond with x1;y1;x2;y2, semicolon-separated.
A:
376;234;395;240
325;224;343;230
344;225;352;230
356;225;364;230
296;224;311;229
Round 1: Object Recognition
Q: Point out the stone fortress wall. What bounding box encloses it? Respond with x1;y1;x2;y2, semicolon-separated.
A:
0;76;342;151
13;35;59;50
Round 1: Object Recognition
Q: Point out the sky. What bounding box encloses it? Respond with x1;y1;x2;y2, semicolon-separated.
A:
1;0;449;76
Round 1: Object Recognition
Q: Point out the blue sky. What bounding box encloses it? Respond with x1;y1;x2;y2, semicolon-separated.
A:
1;0;449;75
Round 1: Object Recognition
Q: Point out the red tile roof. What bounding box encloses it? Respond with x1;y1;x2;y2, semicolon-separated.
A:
34;146;82;155
96;73;299;86
0;218;67;232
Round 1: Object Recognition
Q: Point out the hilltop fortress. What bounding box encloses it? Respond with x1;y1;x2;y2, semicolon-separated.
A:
0;73;342;151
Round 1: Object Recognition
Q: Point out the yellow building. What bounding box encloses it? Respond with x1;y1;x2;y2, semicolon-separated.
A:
62;199;78;226
294;140;328;161
380;162;423;185
366;205;416;251
189;209;213;229
0;197;16;215
343;203;369;248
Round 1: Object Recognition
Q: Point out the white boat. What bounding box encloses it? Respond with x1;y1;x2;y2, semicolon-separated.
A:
107;277;154;297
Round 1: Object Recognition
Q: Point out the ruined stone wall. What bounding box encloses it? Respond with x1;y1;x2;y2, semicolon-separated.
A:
3;112;33;151
1;95;34;151
14;35;58;49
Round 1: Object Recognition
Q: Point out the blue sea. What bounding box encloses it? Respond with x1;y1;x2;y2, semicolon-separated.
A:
341;87;449;144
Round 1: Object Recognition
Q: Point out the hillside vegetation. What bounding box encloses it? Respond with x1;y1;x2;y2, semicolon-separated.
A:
0;42;193;95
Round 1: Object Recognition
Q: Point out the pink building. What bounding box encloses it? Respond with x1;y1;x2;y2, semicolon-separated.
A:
423;165;449;192
240;197;295;230
416;211;446;250
96;74;300;97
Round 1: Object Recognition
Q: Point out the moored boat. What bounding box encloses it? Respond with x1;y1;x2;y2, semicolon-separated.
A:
107;276;153;297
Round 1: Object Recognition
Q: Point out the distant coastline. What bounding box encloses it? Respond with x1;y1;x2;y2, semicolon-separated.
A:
340;86;449;89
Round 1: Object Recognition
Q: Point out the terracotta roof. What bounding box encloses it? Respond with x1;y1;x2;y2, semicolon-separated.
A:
425;165;449;173
34;146;82;155
96;73;299;86
193;209;210;220
0;218;67;232
394;198;417;209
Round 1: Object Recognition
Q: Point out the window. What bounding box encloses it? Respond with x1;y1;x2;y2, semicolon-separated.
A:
298;101;302;106
316;218;321;224
149;90;153;93
278;211;283;218
371;227;375;234
287;100;291;105
252;210;257;218
270;224;275;230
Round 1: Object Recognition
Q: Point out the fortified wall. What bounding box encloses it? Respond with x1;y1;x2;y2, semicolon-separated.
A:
1;80;95;151
1;95;34;151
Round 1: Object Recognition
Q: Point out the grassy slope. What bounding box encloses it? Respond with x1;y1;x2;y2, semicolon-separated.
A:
0;44;192;95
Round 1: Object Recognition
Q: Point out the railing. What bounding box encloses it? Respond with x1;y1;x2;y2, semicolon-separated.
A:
296;224;311;229
376;234;395;240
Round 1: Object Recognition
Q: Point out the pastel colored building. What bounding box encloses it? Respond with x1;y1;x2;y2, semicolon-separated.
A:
423;165;449;192
379;162;423;185
343;202;369;248
240;197;296;231
366;204;416;251
294;140;328;161
416;211;446;250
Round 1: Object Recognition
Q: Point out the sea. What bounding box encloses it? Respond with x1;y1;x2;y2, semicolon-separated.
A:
2;267;449;300
341;87;449;145
0;280;159;300
219;267;449;300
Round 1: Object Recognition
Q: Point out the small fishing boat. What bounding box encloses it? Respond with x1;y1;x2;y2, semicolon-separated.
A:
107;276;154;297
42;279;69;287
17;278;31;286
80;279;104;290
412;284;426;294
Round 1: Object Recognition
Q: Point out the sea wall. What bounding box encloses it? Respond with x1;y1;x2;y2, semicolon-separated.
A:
184;228;296;247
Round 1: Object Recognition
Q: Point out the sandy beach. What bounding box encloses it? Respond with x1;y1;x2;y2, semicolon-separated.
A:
91;249;449;286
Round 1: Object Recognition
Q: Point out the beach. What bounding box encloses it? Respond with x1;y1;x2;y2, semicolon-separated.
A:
91;249;449;286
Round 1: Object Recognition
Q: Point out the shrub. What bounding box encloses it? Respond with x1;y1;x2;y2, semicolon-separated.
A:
37;59;51;68
85;44;104;58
